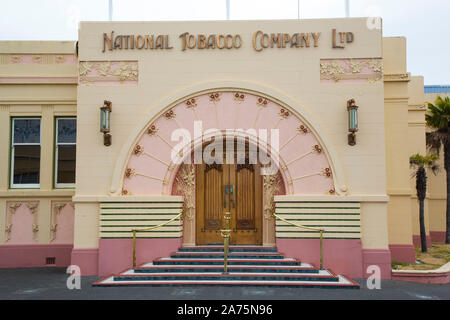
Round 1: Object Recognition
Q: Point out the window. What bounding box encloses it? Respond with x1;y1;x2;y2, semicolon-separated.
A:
55;118;76;188
11;118;41;188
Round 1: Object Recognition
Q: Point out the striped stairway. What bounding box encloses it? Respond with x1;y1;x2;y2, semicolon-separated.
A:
93;245;359;289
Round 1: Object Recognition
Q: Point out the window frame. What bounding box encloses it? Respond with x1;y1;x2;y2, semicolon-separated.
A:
10;117;42;189
54;117;76;189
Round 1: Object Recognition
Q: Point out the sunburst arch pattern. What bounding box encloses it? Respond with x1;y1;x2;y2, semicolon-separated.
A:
122;91;335;196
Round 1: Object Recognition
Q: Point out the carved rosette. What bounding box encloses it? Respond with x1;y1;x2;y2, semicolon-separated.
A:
133;144;144;156
164;109;176;120
209;92;221;103
322;167;332;178
233;92;245;102
256;97;269;107
312;144;323;154
124;168;136;179
185;98;197;108
297;124;309;134
147;124;158;136
279;108;290;119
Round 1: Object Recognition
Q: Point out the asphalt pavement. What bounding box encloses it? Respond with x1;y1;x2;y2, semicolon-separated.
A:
0;267;449;300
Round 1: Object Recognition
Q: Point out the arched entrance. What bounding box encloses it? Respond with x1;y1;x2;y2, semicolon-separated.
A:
118;89;339;246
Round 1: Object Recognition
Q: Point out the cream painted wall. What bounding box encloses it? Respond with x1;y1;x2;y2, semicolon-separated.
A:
0;41;77;245
383;37;413;246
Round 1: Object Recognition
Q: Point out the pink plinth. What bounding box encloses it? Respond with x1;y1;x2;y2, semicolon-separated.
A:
389;244;416;263
0;244;73;268
276;238;364;278
430;231;446;243
71;248;99;276
412;235;432;248
362;249;392;280
98;238;182;276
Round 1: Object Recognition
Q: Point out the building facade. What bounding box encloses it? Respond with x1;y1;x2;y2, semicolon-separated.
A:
0;18;446;279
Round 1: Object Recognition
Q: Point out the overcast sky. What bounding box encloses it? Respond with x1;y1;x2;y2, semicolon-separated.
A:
0;0;449;85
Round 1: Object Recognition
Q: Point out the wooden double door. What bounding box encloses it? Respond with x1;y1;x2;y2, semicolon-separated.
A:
196;162;263;245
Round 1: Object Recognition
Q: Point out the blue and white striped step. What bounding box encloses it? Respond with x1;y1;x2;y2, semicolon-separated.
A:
134;262;319;274
169;251;286;259
93;275;358;289
92;245;360;289
113;269;339;282
153;257;302;266
178;246;278;253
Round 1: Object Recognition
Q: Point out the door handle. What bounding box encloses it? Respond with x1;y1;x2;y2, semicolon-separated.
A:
230;185;235;208
223;185;228;208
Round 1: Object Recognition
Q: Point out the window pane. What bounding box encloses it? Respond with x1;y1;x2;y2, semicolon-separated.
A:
57;119;76;144
13;145;40;185
57;145;76;184
13;119;41;144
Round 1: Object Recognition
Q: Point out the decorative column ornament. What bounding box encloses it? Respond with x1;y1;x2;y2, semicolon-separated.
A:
347;99;359;146
100;100;112;146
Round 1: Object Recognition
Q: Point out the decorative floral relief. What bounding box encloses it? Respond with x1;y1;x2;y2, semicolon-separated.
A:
322;167;332;178
185;98;197;108
279;108;291;119
256;97;269;107
164;109;176;120
320;58;383;83
297;124;309;134
312;144;323;154
133;144;144;156
5;202;39;242
263;172;285;220
11;55;22;64
147;124;158;136
173;164;195;221
79;61;138;85
233;92;245;102
124;168;136;179
209;92;221;103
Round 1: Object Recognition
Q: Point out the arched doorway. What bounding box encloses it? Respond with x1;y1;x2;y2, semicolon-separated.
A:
120;89;337;246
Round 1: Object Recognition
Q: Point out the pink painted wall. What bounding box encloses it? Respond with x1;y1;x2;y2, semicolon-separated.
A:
52;203;75;244
276;238;365;278
98;238;182;276
430;231;446;243
0;244;72;268
71;248;99;276
389;244;415;264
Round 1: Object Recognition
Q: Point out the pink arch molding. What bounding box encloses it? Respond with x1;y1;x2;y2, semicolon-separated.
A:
122;91;335;196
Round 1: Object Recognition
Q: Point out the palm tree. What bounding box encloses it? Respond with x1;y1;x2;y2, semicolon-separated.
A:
425;96;450;244
410;154;439;252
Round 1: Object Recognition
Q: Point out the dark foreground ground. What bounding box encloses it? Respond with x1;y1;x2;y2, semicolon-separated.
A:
0;267;449;300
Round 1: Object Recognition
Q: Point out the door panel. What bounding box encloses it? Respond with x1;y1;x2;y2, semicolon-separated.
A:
196;163;225;244
196;161;262;245
229;163;262;245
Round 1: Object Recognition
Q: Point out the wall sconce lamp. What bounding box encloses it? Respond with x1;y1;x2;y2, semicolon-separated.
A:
100;100;112;146
347;99;359;146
